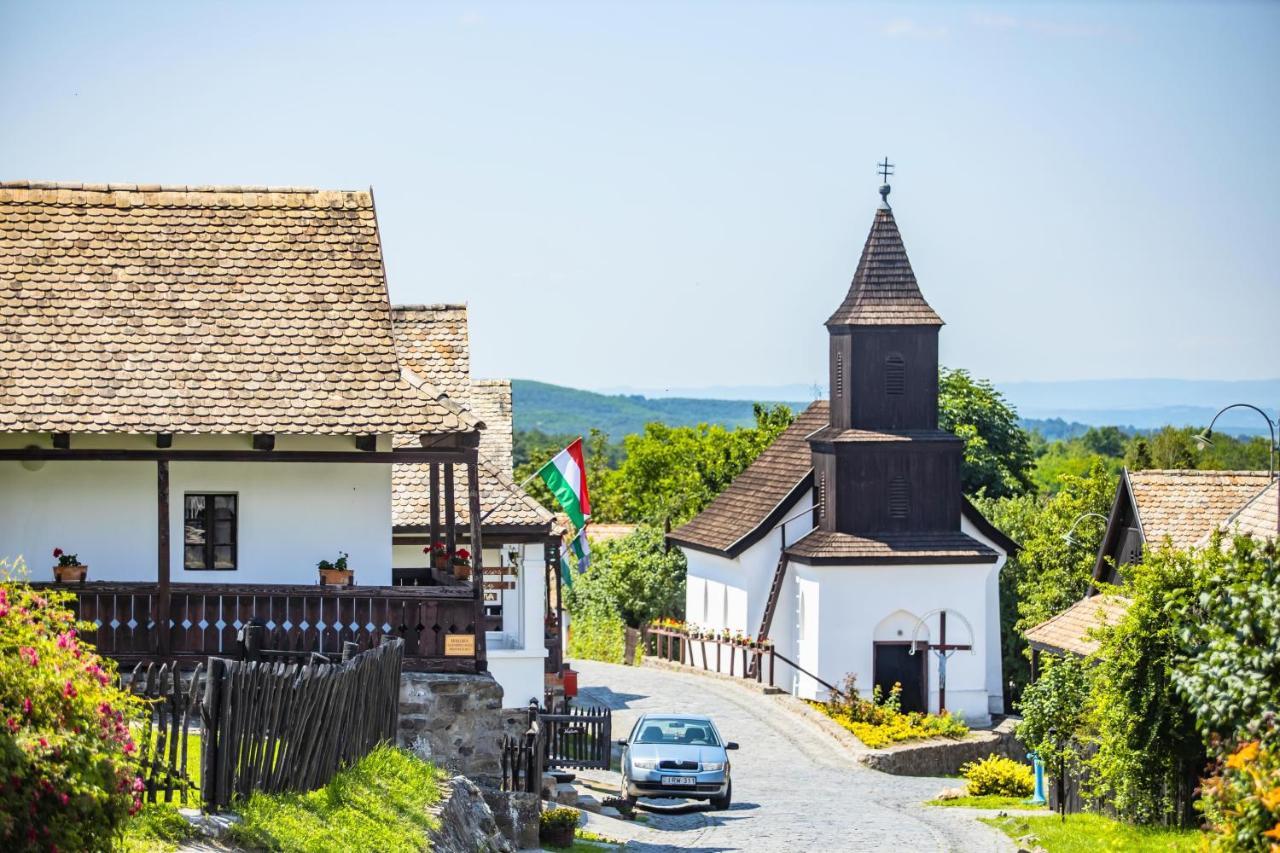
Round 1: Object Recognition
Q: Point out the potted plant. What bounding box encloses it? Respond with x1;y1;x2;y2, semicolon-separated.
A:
539;807;580;849
317;552;353;587
423;540;450;571
51;548;87;585
451;548;472;581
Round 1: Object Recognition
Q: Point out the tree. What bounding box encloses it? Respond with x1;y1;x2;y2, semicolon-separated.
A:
564;525;687;628
938;368;1035;499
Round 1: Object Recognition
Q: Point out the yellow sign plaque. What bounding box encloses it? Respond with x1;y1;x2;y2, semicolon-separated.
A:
444;634;476;657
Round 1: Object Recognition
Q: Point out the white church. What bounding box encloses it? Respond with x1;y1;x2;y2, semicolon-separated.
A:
668;180;1016;726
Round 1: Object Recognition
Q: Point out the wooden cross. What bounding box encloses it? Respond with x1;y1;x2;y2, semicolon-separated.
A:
914;611;972;713
878;157;894;182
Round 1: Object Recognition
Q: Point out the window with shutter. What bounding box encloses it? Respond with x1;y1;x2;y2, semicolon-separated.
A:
888;476;910;519
885;353;906;396
835;352;844;399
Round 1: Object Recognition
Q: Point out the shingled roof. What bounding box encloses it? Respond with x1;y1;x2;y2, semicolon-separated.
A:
391;305;471;402
785;529;998;565
0;181;476;436
826;207;943;327
393;459;553;529
1127;469;1272;549
667;401;827;557
1199;480;1278;546
1025;595;1130;657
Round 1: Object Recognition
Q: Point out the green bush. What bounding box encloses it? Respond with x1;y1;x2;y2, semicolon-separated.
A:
540;806;580;831
567;613;628;664
961;755;1035;797
564;525;685;629
0;560;144;852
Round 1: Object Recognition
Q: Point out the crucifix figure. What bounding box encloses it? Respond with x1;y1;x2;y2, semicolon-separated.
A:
910;609;973;713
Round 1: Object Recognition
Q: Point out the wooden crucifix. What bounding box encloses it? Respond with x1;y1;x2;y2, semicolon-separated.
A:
910;610;973;713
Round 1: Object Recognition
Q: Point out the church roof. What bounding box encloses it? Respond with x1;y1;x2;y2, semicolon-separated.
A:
667;401;829;557
826;207;944;328
784;529;998;565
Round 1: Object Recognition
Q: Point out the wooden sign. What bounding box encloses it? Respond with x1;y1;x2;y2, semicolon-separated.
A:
443;634;475;657
484;581;516;590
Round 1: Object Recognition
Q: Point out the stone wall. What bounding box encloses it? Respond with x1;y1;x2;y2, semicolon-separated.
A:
857;718;1028;777
426;776;514;853
398;671;509;786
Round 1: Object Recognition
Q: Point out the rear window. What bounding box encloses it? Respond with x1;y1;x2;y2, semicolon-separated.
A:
633;718;720;746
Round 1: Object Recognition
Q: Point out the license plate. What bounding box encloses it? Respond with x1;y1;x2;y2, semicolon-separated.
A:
661;776;696;786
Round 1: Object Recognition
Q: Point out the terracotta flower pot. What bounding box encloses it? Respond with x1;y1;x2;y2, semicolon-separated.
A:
433;553;450;570
319;567;354;587
452;562;471;581
53;564;88;585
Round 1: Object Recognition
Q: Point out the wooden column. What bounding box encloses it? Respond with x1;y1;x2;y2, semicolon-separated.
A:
466;456;487;673
428;463;440;551
444;464;456;558
157;459;171;657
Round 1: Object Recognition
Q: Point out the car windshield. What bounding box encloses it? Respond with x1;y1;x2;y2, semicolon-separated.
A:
633;718;720;746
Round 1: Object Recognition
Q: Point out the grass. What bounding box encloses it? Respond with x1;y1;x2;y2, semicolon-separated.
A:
927;794;1048;809
981;812;1204;852
117;803;199;852
225;745;443;853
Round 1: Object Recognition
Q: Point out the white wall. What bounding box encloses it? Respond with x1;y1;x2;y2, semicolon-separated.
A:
962;513;1010;716
0;433;392;585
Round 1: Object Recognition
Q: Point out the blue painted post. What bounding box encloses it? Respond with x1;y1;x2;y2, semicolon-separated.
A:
1026;753;1048;806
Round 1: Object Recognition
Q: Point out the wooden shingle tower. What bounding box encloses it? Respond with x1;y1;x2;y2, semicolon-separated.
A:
810;178;966;537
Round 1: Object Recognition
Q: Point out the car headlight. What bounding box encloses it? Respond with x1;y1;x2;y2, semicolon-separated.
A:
701;762;725;771
631;758;658;770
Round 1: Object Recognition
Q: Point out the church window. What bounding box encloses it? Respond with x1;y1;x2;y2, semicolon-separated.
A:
835;352;844;399
885;353;906;396
888;475;910;519
818;473;827;520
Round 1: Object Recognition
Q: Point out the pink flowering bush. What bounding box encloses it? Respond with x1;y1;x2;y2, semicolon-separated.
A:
0;559;143;852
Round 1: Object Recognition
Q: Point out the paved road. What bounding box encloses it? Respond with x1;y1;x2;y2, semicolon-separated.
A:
572;659;1016;853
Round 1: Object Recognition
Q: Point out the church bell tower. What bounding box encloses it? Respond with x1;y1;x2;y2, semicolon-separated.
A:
811;165;965;536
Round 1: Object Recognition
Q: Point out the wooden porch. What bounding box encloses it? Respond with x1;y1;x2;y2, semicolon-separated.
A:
38;581;486;673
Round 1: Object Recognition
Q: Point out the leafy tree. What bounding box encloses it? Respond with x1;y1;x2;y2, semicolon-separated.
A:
1081;426;1127;458
1124;437;1154;471
564;525;687;628
938;368;1035;499
1016;653;1089;769
1147;426;1197;470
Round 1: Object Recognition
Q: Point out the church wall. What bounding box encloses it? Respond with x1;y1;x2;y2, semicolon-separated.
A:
961;513;1009;716
791;559;997;727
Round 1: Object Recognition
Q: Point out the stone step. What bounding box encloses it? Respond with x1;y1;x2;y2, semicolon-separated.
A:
553;782;579;805
576;794;603;814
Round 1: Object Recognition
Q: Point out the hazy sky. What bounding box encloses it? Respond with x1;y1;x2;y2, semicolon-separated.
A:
2;1;1276;392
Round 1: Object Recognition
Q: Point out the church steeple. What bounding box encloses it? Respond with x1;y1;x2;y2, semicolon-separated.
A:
826;201;943;329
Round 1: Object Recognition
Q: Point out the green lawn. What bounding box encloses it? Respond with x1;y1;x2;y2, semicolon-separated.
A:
927;794;1048;809
982;813;1203;852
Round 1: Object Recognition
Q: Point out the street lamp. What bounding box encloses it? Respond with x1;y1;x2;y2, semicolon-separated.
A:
1194;403;1279;536
1061;512;1109;547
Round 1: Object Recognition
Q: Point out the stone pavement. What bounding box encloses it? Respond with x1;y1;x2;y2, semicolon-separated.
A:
571;659;1017;852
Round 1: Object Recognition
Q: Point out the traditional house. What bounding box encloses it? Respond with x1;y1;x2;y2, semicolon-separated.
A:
668;183;1015;725
387;304;556;706
1025;469;1275;661
0;181;492;674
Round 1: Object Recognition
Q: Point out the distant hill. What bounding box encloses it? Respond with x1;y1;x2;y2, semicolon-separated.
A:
511;380;809;438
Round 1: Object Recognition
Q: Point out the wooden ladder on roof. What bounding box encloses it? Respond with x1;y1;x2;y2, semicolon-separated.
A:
749;551;790;676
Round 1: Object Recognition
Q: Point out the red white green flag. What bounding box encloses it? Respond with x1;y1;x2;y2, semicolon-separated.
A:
538;438;591;529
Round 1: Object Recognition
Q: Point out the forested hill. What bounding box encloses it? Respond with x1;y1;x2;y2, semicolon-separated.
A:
511;380;808;438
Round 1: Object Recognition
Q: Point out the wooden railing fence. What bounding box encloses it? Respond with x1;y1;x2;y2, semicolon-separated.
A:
644;625;777;688
200;637;403;811
500;702;544;794
125;661;203;805
541;703;612;771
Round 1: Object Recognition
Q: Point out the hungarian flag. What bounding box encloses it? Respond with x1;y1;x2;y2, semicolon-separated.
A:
569;527;590;572
559;544;575;589
538;438;591;529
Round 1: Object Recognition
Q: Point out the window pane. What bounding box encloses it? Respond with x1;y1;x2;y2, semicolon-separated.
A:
184;495;208;568
184;545;206;570
213;546;234;570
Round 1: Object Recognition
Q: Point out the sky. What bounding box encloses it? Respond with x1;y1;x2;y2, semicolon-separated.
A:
2;1;1277;393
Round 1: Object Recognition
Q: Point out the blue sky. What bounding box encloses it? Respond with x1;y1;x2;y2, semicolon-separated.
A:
2;1;1276;392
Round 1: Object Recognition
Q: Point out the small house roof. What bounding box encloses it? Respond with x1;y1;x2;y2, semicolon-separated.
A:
393;458;553;531
826;207;943;328
0;181;476;436
1025;594;1131;657
1127;469;1272;549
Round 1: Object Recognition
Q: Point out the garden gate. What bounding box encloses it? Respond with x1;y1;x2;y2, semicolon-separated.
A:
540;703;612;771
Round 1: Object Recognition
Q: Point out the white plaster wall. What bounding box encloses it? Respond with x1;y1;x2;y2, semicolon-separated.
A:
0;434;392;585
792;559;997;726
962;514;1010;716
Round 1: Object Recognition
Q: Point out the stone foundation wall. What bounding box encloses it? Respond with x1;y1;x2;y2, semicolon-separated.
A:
399;671;508;785
857;718;1028;777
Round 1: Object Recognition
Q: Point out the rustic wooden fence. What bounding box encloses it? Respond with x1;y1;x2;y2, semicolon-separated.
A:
541;704;612;771
644;625;777;687
125;661;204;805
500;702;544;794
200;637;403;811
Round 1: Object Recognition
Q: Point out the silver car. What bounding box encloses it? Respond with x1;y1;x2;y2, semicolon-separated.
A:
617;713;738;809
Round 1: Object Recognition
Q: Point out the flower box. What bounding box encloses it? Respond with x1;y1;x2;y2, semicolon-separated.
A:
318;567;354;587
452;561;471;582
53;563;88;585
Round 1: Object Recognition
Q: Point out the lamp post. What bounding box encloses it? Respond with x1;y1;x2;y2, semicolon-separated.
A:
1194;403;1279;535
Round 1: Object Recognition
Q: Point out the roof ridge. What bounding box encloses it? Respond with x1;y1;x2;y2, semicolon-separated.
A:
1129;468;1272;478
392;303;469;313
1;180;335;193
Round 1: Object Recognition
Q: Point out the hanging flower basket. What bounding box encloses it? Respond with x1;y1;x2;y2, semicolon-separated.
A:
51;548;87;585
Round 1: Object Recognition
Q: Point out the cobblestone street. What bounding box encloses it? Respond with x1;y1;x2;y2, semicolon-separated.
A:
573;659;1016;852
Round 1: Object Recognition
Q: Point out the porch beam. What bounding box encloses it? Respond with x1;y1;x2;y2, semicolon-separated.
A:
429;463;440;551
155;433;173;449
51;433;70;449
467;459;487;673
156;459;171;657
444;464;456;558
0;447;479;464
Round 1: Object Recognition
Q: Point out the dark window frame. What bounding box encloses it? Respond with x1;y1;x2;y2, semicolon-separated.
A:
885;352;906;396
183;493;238;571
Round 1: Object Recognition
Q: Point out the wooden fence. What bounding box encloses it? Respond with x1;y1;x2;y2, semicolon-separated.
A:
42;582;480;673
125;661;203;805
200;637;404;811
644;625;777;688
500;702;544;795
541;704;612;771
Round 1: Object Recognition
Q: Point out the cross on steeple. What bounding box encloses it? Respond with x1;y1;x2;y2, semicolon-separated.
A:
878;157;894;182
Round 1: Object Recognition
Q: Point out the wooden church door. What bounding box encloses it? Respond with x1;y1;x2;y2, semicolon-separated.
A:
873;643;927;713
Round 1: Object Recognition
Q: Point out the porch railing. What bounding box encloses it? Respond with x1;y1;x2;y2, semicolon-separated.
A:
36;582;483;673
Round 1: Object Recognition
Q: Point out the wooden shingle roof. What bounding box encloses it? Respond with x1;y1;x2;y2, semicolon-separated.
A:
826;207;943;328
393;459;553;530
1025;595;1130;657
667;401;828;557
1128;469;1272;549
1199;480;1278;546
0;181;476;436
785;529;998;565
391;305;471;402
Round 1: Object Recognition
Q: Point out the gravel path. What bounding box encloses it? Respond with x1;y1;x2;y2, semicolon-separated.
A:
572;659;1016;853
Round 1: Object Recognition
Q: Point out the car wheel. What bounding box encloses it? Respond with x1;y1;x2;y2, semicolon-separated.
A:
619;773;637;807
710;780;732;810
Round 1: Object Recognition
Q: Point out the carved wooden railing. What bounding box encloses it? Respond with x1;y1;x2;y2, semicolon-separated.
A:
35;582;483;673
